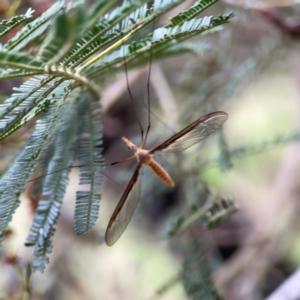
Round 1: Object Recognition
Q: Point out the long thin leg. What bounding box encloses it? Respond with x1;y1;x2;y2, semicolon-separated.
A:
142;21;155;149
29;167;124;192
27;163;106;183
28;155;136;183
110;154;136;165
121;35;144;145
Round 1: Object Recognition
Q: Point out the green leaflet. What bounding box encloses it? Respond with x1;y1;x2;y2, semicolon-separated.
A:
74;96;104;235
0;8;34;38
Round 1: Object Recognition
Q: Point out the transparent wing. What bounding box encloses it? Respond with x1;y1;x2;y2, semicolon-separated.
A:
105;165;141;246
150;112;228;153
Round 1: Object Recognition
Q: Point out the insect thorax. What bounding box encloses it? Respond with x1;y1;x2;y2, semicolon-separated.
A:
136;148;152;165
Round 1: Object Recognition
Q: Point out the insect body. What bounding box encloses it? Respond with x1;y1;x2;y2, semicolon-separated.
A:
105;111;228;246
122;136;175;187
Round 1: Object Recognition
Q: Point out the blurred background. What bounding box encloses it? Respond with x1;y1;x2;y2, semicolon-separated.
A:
1;0;300;299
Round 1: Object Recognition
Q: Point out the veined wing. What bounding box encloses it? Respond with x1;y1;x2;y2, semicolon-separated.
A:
150;112;228;153
105;164;141;246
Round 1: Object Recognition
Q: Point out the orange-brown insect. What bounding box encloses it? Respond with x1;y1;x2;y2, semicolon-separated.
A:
105;111;228;246
29;38;228;247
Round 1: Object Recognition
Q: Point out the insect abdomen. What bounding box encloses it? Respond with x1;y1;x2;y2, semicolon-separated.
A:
147;159;175;187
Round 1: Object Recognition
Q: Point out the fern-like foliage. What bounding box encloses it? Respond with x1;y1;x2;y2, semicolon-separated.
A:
182;238;222;300
25;92;82;271
31;227;55;273
74;95;103;235
0;0;233;271
0;81;71;242
167;193;238;237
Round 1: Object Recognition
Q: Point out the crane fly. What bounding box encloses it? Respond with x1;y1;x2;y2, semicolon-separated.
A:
28;28;228;247
104;25;228;246
105;111;228;246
